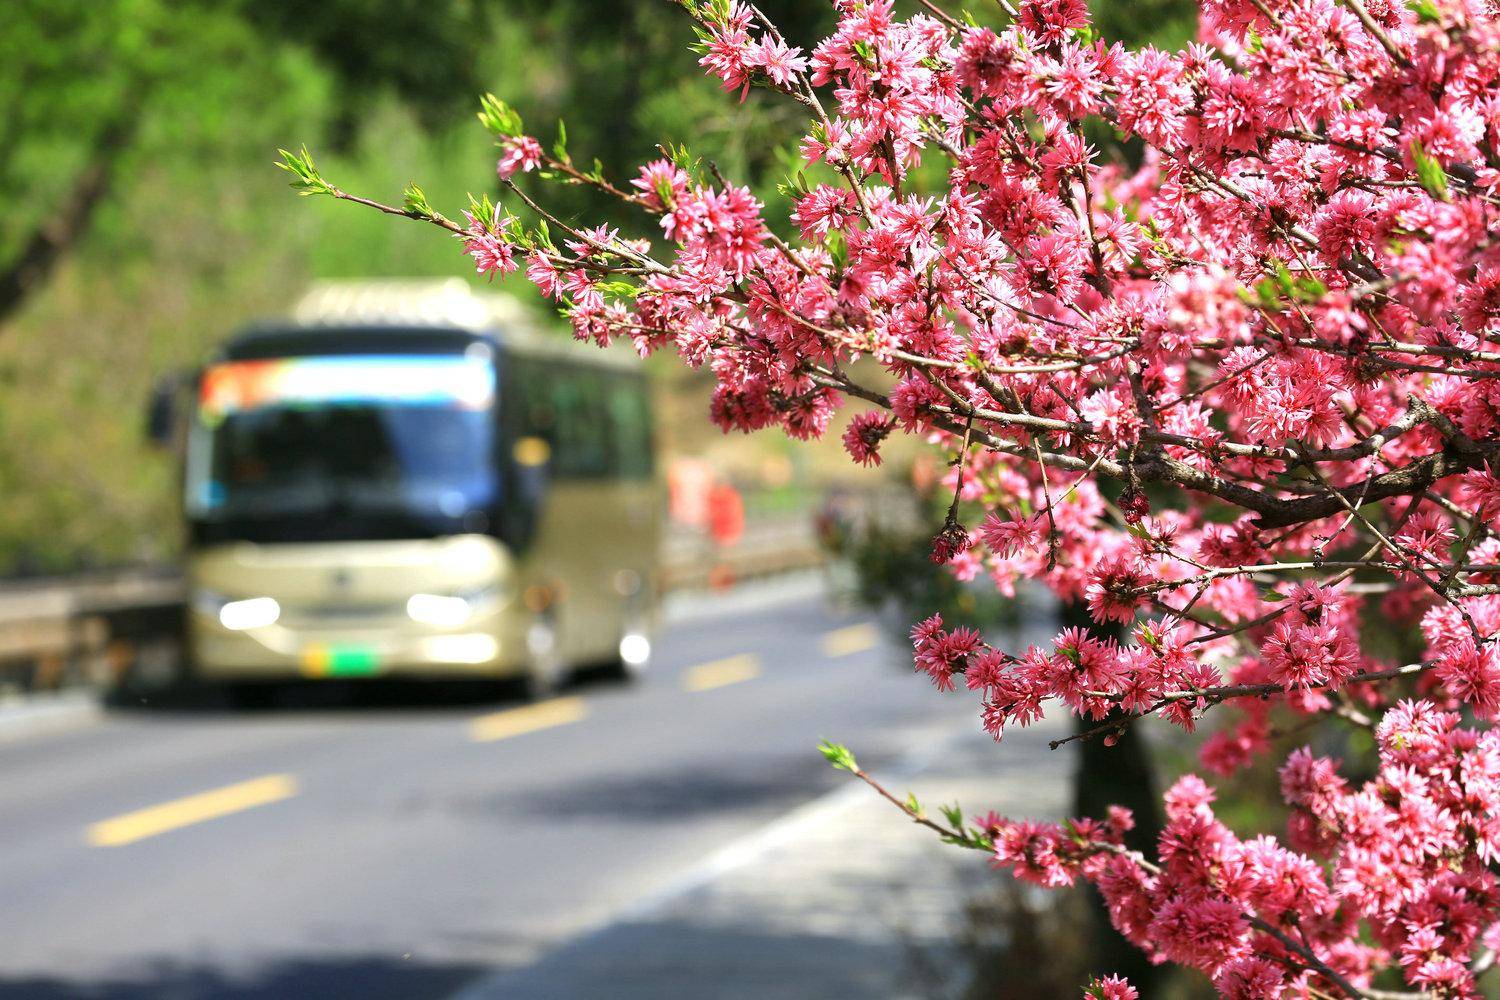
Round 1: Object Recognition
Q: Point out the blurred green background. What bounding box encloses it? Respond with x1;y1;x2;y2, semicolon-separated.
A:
0;0;1194;575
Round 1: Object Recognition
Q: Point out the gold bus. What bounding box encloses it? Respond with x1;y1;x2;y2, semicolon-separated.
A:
162;280;659;701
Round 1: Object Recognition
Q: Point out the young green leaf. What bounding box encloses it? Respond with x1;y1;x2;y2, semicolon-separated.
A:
1409;140;1449;200
818;739;858;772
477;93;524;139
465;192;496;231
1271;259;1296;295
402;183;433;218
275;146;333;197
1407;0;1442;22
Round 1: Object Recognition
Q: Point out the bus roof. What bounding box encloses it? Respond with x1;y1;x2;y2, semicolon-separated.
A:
220;279;641;372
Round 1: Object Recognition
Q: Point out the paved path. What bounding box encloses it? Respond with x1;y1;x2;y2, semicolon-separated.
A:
462;722;1069;1000
0;581;1058;999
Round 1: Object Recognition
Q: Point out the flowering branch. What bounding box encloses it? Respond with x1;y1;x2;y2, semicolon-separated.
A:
286;0;1500;992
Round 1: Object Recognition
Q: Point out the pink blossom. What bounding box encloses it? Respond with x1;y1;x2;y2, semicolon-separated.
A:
978;513;1046;557
842;411;894;466
347;1;1500;988
699;5;756;100
497;135;542;180
1084;974;1138;1000
745;37;808;89
1018;0;1090;45
631;159;691;214
460;212;517;280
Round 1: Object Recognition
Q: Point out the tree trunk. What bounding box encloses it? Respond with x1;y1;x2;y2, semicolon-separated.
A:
1061;599;1164;990
0;108;140;327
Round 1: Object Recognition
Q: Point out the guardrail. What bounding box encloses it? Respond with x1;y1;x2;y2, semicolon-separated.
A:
659;518;826;592
0;482;926;699
0;571;185;696
0;521;830;697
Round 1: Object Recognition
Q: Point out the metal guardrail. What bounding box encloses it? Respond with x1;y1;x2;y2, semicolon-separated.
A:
0;571;185;695
0;524;828;696
658;518;825;591
0;482;926;697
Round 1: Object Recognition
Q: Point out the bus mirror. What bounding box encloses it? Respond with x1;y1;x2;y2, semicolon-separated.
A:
146;375;181;447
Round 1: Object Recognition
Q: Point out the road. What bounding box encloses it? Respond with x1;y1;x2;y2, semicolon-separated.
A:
0;583;978;999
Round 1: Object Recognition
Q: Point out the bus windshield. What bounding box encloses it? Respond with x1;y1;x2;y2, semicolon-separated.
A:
186;353;499;543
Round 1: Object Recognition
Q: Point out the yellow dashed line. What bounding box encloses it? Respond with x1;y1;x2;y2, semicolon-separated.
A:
820;623;881;659
87;774;297;848
470;697;588;743
682;654;761;692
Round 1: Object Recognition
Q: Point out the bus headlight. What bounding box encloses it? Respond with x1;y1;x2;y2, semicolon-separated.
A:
217;597;281;631
619;633;651;667
406;593;473;627
421;634;499;663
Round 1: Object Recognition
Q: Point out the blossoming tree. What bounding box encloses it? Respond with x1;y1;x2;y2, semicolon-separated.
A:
280;0;1500;993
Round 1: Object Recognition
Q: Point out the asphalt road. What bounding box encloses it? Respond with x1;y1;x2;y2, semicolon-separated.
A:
0;582;977;1000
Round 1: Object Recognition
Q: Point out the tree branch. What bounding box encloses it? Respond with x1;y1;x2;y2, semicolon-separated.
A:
0;102;142;327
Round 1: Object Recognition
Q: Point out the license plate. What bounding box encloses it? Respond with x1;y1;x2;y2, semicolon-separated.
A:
301;645;381;677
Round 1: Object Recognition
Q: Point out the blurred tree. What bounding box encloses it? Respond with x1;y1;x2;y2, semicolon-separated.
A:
239;0;489;147
0;0;153;325
475;1;833;235
0;0;1195;573
0;0;331;568
0;0;494;328
1089;0;1197;46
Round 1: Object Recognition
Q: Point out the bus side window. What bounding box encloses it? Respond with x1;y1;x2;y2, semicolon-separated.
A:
552;369;610;479
517;364;556;443
609;381;653;478
579;372;613;478
550;372;578;478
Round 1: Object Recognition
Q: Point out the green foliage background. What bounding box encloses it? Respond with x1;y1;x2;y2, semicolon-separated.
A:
0;0;1192;574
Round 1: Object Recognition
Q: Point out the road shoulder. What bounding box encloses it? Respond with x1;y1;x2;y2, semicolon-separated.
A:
0;690;101;744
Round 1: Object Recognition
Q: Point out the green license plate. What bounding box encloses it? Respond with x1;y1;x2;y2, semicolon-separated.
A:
302;645;381;677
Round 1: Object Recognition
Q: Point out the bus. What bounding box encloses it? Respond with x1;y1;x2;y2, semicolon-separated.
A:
155;279;660;700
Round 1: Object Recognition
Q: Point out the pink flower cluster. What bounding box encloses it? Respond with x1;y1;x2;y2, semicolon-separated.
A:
909;611;1220;739
366;0;1500;990
994;701;1500;996
496;134;542;180
697;2;809;100
1084;975;1138;1000
460;211;516;281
